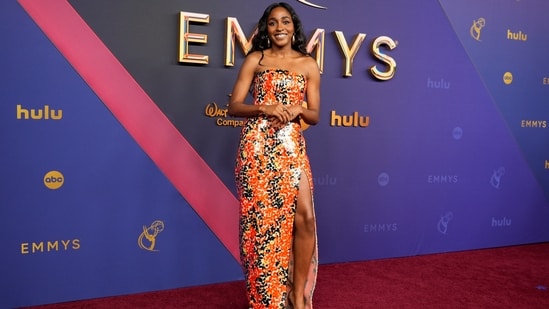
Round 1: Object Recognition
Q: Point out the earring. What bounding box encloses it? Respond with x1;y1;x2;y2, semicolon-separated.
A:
267;37;271;47
292;34;295;44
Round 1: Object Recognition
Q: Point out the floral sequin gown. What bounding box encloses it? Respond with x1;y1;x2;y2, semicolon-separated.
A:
236;69;318;308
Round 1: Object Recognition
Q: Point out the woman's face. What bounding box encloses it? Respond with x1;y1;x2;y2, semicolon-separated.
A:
266;6;294;47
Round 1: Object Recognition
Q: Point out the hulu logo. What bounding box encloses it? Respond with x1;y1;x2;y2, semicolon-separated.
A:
507;29;527;41
330;110;369;127
16;104;62;120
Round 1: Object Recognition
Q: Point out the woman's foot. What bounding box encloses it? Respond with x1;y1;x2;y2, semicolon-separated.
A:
288;291;305;309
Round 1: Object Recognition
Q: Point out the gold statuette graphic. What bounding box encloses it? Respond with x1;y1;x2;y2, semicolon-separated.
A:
138;220;165;251
470;18;485;41
297;0;327;9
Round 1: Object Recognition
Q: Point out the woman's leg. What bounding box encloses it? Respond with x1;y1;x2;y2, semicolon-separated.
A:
291;174;316;308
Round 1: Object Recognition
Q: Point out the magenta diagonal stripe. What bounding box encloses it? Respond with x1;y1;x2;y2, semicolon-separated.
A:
18;0;240;262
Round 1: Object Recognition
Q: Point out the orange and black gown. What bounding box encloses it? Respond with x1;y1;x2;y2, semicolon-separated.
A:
235;69;318;308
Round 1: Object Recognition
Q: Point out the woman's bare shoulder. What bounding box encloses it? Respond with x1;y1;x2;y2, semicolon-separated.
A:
245;50;263;62
300;55;320;77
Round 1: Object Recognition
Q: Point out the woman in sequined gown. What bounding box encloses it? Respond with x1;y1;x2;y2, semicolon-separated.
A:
228;3;320;309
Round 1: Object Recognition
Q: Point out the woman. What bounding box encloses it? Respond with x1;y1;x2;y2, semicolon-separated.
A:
228;2;320;308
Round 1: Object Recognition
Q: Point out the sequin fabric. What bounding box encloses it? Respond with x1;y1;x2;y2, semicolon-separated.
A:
236;69;318;308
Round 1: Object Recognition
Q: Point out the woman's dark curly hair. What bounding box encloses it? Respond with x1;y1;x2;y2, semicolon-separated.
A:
249;2;309;56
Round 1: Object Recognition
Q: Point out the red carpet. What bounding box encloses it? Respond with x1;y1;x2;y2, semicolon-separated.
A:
23;242;549;308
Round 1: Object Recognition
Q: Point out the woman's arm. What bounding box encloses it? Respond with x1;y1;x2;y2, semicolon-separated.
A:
227;52;263;118
292;57;320;125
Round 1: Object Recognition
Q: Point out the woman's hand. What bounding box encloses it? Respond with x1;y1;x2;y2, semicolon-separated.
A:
261;104;301;125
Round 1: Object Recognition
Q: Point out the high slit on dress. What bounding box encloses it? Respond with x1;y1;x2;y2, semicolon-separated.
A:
235;69;318;308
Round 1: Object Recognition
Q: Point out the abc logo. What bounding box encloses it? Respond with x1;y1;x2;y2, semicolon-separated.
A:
44;170;64;190
377;172;390;187
503;72;513;85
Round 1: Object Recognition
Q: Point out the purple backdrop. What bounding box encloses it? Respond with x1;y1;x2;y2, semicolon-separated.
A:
1;0;548;307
